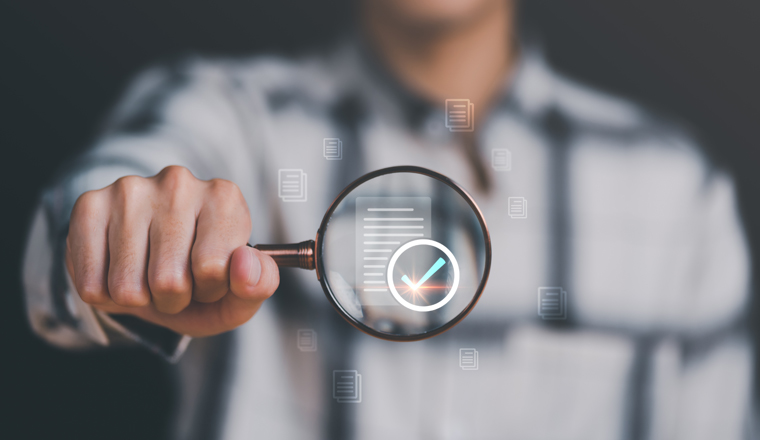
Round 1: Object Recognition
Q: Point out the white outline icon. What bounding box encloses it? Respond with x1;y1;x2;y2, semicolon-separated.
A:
538;287;567;320
508;197;527;219
278;169;307;202
323;138;342;160
333;370;362;403
492;148;511;171
445;99;475;132
296;329;317;352
459;348;479;370
386;239;460;312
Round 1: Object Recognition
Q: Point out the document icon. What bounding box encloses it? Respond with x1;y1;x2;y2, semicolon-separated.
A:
323;138;342;160
445;99;475;132
492;148;511;171
333;370;362;403
356;197;431;306
459;348;478;370
278;169;307;202
296;329;317;352
508;197;527;219
538;287;567;320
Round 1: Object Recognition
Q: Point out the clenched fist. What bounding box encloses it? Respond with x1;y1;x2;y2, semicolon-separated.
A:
65;166;279;337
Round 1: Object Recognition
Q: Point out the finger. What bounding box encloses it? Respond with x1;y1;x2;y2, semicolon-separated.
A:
147;208;195;314
229;246;278;303
113;247;279;336
67;191;111;304
220;246;280;326
191;179;251;303
107;177;152;307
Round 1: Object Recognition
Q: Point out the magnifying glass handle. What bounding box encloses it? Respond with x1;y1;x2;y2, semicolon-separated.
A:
247;240;315;270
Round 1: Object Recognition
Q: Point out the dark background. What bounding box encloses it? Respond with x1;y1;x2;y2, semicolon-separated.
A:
2;0;758;438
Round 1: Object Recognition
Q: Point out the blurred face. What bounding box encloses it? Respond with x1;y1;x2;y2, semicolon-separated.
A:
363;0;507;30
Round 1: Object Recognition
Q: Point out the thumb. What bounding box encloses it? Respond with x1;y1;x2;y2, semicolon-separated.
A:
229;245;279;303
212;245;279;330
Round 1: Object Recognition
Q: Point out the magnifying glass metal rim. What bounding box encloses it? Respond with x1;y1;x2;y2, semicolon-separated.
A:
314;165;492;342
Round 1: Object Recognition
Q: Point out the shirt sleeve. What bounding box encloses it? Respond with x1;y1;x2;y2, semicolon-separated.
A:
21;58;269;362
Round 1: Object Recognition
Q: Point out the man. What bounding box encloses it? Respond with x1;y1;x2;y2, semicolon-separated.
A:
22;0;752;438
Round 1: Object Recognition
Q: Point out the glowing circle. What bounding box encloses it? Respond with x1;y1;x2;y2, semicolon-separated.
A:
386;239;460;312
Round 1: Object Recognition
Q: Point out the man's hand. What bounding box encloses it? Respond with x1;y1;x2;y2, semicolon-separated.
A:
65;166;279;337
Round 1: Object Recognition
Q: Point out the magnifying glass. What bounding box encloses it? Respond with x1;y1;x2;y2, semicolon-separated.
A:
252;166;491;341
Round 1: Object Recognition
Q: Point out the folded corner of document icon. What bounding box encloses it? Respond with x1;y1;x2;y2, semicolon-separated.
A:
356;197;431;306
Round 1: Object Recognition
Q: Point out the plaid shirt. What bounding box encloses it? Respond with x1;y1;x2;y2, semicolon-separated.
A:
22;40;752;439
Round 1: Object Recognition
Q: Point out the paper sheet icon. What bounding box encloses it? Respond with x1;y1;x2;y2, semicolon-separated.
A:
323;138;342;160
278;169;307;202
445;99;475;132
355;197;431;306
333;370;362;403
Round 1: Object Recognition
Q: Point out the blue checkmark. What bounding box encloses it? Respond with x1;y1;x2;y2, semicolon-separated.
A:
401;257;447;289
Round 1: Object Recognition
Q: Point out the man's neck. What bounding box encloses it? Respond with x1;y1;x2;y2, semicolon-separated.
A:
362;1;516;119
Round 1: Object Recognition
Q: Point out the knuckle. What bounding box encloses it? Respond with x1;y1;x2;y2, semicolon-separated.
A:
76;280;106;304
71;190;103;221
157;166;195;188
108;278;149;307
208;178;242;199
149;270;191;297
111;175;148;201
192;255;229;285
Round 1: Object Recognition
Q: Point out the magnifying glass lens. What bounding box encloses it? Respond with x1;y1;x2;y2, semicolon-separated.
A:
318;169;489;340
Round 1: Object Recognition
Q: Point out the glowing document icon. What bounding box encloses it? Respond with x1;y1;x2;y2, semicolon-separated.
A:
492;148;511;171
356;197;431;306
538;287;567;320
508;197;527;219
278;169;307;202
445;99;475;132
459;348;479;370
296;329;317;352
333;370;362;403
323;138;343;160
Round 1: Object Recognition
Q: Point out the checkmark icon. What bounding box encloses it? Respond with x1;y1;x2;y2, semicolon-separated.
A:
401;257;447;290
